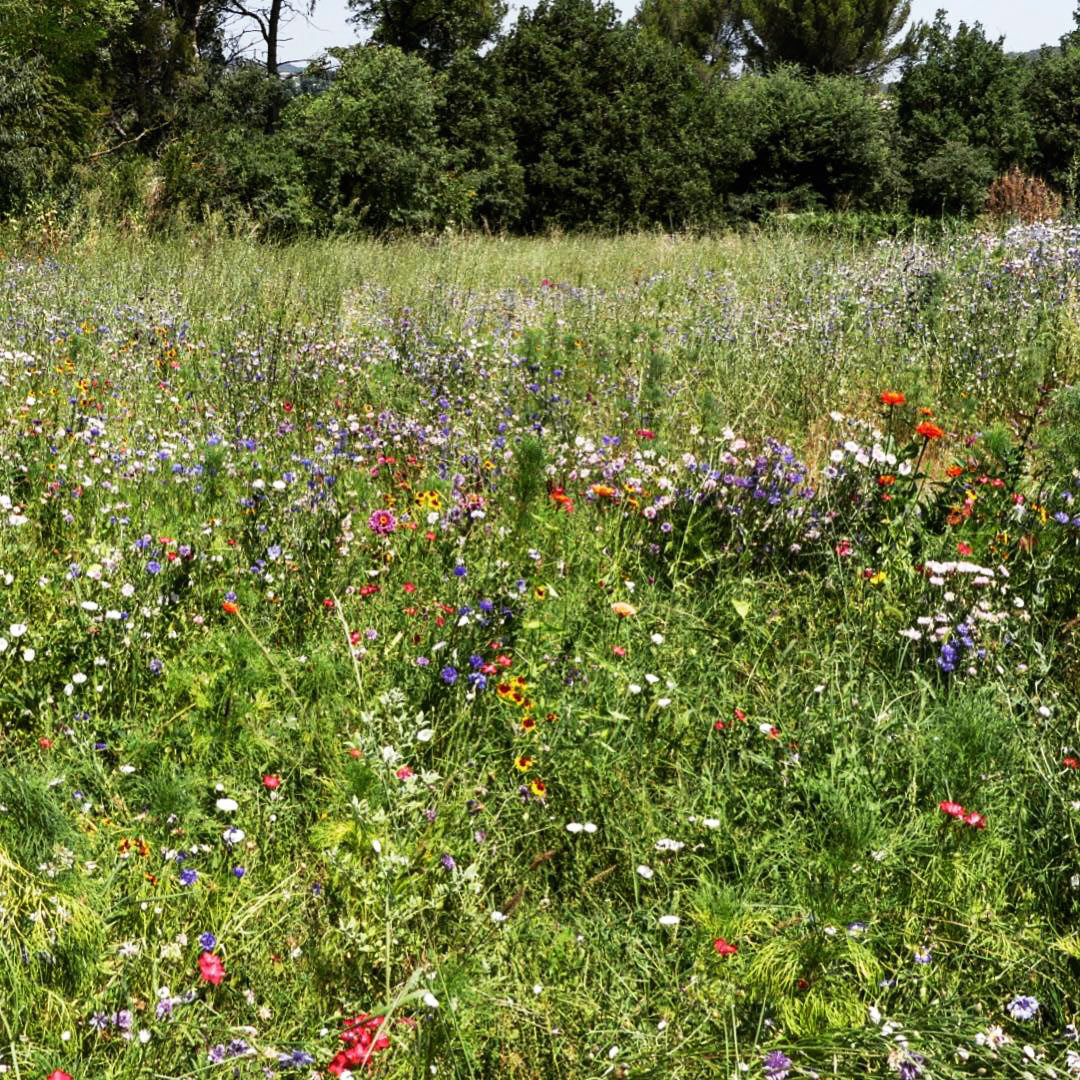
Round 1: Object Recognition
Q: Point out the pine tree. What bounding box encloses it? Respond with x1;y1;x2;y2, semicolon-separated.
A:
739;0;922;78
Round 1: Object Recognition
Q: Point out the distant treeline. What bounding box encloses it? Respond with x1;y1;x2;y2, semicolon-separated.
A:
3;0;1080;235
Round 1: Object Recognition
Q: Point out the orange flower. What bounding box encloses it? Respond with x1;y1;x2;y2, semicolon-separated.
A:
877;475;896;487
880;390;905;406
945;465;965;478
590;483;617;498
222;601;239;615
915;421;944;439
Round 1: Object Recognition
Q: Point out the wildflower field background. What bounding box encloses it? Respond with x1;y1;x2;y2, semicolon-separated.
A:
1;224;1080;1079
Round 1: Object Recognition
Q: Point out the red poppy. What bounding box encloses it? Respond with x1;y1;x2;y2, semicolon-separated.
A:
262;774;282;790
713;938;738;956
938;800;966;818
880;390;906;406
323;598;335;609
403;582;416;593
47;1072;73;1080
38;737;53;749
1065;756;1080;769
964;811;987;830
915;421;945;439
733;707;746;722
198;951;226;985
956;542;973;556
713;719;726;731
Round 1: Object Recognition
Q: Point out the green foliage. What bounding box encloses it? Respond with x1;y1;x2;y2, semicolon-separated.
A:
1026;40;1080;194
494;0;723;230
283;45;449;231
738;0;921;77
896;14;1033;211
718;67;898;217
632;0;741;67
347;0;507;68
436;54;526;230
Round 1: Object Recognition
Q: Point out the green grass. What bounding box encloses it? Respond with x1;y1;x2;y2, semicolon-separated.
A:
0;223;1077;1079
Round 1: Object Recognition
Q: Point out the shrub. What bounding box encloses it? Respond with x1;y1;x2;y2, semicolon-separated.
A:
985;167;1062;224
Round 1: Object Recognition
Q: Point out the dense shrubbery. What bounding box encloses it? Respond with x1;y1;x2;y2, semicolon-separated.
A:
4;0;1080;233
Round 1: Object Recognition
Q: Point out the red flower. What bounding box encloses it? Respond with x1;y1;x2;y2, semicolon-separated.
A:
938;801;966;818
222;601;238;616
835;540;852;557
612;645;627;657
713;938;738;956
47;1072;73;1080
262;774;282;790
403;582;416;593
198;951;226;985
964;811;987;830
956;542;973;556
880;390;906;406
323;598;335;609
733;707;746;722
1064;756;1080;769
713;719;726;731
395;765;414;780
636;428;656;439
916;421;945;439
38;736;53;749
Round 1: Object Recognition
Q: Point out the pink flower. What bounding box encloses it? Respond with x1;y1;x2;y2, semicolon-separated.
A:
198;951;226;986
713;938;738;956
938;800;966;818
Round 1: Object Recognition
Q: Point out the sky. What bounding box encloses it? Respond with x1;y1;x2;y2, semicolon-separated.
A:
266;0;1075;67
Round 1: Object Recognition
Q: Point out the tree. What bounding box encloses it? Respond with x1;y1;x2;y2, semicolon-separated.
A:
1026;21;1080;192
895;13;1033;212
222;1;316;76
347;0;506;68
283;45;448;229
493;0;722;230
715;66;898;216
632;0;740;68
739;0;922;78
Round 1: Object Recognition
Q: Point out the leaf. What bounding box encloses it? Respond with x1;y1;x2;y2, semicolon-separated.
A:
732;598;750;619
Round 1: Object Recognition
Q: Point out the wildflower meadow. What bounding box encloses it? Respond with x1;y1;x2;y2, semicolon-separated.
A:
1;225;1079;1079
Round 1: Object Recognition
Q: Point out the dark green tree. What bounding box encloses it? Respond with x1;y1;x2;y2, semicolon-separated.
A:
283;44;449;229
346;0;506;68
493;0;722;230
715;66;898;216
1026;13;1080;193
437;54;525;229
632;0;741;68
739;0;922;77
896;13;1033;212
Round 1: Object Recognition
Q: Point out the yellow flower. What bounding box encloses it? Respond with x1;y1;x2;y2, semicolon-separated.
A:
868;571;887;586
514;754;534;772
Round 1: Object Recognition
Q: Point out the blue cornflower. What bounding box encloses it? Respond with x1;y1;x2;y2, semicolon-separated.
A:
199;931;216;950
467;673;488;691
89;1011;110;1031
469;654;484;670
179;867;197;887
146;560;162;575
232;865;246;878
441;666;458;685
453;565;467;577
149;658;163;674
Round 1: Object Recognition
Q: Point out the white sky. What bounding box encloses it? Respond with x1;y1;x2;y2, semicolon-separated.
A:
267;0;1075;66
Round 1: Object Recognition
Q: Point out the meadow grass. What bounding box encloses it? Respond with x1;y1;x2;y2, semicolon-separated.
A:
0;224;1078;1079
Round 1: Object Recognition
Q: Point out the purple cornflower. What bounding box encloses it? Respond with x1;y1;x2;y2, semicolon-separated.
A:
441;666;458;685
895;1052;925;1079
440;853;456;871
1006;995;1039;1020
145;560;162;575
913;946;932;965
113;1009;133;1032
416;656;429;667
179;867;197;887
763;1050;792;1079
89;1011;110;1031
